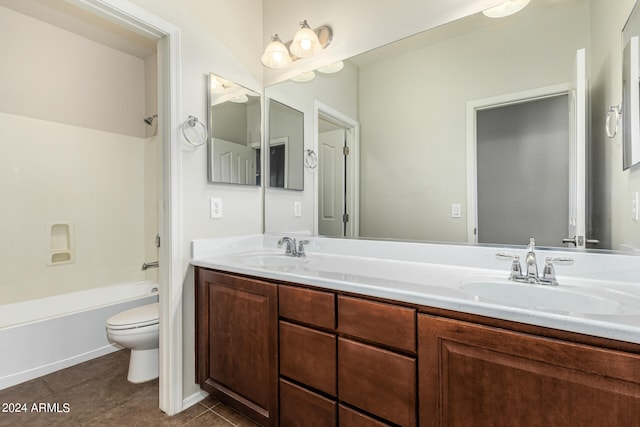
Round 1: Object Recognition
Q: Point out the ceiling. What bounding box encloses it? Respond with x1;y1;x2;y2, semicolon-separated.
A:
0;0;156;58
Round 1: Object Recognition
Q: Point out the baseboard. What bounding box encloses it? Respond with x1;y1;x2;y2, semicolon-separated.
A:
182;389;209;411
0;344;119;390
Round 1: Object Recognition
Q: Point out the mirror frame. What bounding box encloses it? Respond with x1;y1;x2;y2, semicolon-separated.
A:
623;0;640;170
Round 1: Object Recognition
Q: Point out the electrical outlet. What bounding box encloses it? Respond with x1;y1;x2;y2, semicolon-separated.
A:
294;201;302;217
210;198;223;219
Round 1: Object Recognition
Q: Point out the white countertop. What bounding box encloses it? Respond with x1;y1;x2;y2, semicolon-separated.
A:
191;235;640;345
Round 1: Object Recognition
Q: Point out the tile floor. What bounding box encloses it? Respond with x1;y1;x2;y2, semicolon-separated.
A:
0;350;258;427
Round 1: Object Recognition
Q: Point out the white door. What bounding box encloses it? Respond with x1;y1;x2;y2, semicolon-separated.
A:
318;129;346;237
567;48;589;248
212;138;255;184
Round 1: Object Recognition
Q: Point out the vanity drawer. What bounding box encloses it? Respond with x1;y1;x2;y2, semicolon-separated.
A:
280;321;337;396
338;338;416;427
280;379;337;427
339;404;392;427
279;285;335;329
337;295;416;352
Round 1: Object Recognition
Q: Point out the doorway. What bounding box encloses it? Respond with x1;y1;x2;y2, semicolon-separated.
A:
475;94;570;246
70;0;182;415
314;102;360;238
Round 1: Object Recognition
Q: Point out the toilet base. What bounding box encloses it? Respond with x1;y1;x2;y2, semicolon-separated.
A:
127;348;159;383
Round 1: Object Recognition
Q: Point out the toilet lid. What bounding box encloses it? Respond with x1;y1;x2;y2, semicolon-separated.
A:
107;302;159;330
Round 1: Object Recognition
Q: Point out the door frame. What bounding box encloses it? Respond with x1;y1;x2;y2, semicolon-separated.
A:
465;83;570;243
314;101;360;238
70;0;183;415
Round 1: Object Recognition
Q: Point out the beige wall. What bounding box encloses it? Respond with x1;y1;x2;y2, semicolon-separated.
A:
0;5;158;305
0;6;146;138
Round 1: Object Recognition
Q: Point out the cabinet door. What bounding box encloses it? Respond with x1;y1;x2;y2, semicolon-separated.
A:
338;338;416;426
196;269;278;426
418;314;640;427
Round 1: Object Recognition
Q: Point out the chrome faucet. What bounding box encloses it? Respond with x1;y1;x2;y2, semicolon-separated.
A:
496;237;573;286
524;238;538;280
277;237;309;257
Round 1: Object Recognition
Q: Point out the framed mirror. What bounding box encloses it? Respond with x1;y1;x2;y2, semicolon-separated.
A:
623;0;640;170
267;99;304;190
207;73;261;185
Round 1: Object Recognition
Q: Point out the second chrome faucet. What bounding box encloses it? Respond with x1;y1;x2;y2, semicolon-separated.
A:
278;237;310;258
497;238;573;286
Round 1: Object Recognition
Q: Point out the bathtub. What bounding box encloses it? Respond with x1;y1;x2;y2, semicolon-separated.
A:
0;281;159;390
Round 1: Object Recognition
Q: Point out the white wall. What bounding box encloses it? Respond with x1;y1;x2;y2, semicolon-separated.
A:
357;0;590;242
591;0;640;251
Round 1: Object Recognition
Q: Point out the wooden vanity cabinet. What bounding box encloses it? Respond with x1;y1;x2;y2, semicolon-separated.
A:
195;268;278;426
196;267;640;427
418;314;640;427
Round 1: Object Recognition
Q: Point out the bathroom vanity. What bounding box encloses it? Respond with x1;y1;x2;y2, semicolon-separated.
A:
193;236;640;427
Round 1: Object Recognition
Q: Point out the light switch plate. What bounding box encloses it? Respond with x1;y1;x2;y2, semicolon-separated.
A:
451;203;462;218
294;201;302;217
632;192;639;221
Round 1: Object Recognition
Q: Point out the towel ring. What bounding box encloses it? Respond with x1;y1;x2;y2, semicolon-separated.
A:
305;149;318;169
606;103;622;138
181;115;208;146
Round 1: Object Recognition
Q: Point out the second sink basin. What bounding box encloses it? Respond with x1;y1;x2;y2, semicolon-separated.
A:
241;253;309;268
460;281;635;316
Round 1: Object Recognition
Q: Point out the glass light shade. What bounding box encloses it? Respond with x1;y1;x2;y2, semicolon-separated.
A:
482;0;530;18
291;71;316;83
230;94;249;103
261;36;292;69
317;61;344;74
290;22;322;58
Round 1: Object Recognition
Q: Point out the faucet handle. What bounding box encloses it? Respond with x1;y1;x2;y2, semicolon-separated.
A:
297;240;310;257
542;257;574;286
496;253;522;280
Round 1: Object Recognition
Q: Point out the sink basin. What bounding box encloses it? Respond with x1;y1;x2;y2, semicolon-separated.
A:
460;281;630;315
241;253;308;268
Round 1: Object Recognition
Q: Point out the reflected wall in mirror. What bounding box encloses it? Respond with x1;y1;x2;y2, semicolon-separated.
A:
264;0;639;252
207;73;261;185
267;99;304;190
623;0;640;170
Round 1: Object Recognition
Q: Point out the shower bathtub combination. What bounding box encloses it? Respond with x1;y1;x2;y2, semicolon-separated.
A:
0;281;159;390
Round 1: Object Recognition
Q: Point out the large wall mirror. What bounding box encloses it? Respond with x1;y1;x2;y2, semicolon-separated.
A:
207;73;261;185
623;0;640;170
264;0;638;252
267;99;304;190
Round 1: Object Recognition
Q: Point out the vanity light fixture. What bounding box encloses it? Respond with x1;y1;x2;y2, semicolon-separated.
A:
482;0;530;18
261;20;333;69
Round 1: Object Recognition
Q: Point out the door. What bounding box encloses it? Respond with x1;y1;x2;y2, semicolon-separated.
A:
212;138;256;184
319;128;346;237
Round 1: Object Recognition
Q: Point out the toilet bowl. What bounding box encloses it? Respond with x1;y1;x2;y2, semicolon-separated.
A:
106;302;159;383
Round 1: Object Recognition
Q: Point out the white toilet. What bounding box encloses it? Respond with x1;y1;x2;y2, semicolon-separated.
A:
106;302;159;383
